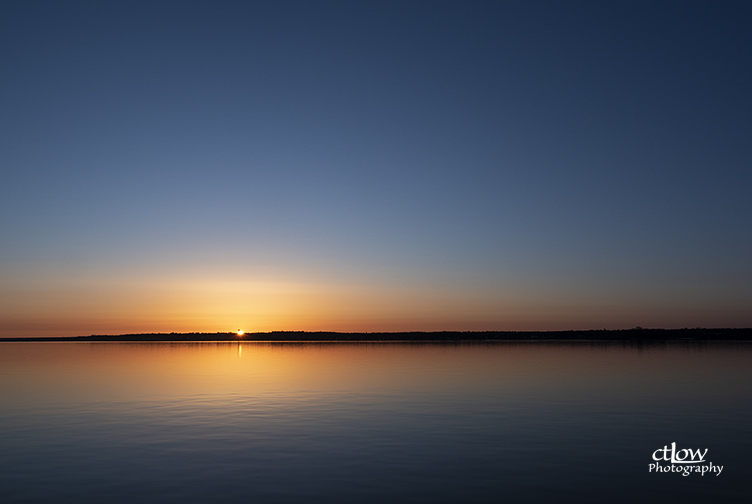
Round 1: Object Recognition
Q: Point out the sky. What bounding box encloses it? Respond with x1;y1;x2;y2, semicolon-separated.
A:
1;0;751;336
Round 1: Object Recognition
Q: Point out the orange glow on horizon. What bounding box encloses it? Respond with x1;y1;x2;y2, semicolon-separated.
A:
2;267;750;337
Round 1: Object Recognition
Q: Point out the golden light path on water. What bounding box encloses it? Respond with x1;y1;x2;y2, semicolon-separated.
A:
2;342;751;407
1;342;751;503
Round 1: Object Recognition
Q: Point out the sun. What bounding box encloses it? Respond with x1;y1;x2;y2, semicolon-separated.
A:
236;329;244;337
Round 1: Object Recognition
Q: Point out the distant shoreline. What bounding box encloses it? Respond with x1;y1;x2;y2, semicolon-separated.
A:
1;328;751;342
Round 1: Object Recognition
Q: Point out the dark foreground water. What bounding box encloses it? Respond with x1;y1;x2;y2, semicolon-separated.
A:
1;342;750;503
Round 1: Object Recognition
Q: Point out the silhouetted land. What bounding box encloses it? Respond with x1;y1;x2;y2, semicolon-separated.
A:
1;328;751;342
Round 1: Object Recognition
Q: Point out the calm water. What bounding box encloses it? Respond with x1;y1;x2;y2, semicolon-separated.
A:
1;342;750;503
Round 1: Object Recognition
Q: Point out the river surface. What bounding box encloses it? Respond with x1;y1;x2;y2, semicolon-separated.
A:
1;341;750;503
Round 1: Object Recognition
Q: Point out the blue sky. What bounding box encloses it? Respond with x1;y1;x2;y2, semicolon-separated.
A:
1;1;751;335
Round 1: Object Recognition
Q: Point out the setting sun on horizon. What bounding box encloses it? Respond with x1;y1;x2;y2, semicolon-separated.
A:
1;267;750;337
1;1;750;338
2;3;751;502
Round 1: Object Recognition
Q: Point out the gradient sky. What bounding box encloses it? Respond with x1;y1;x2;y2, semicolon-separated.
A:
2;0;751;336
